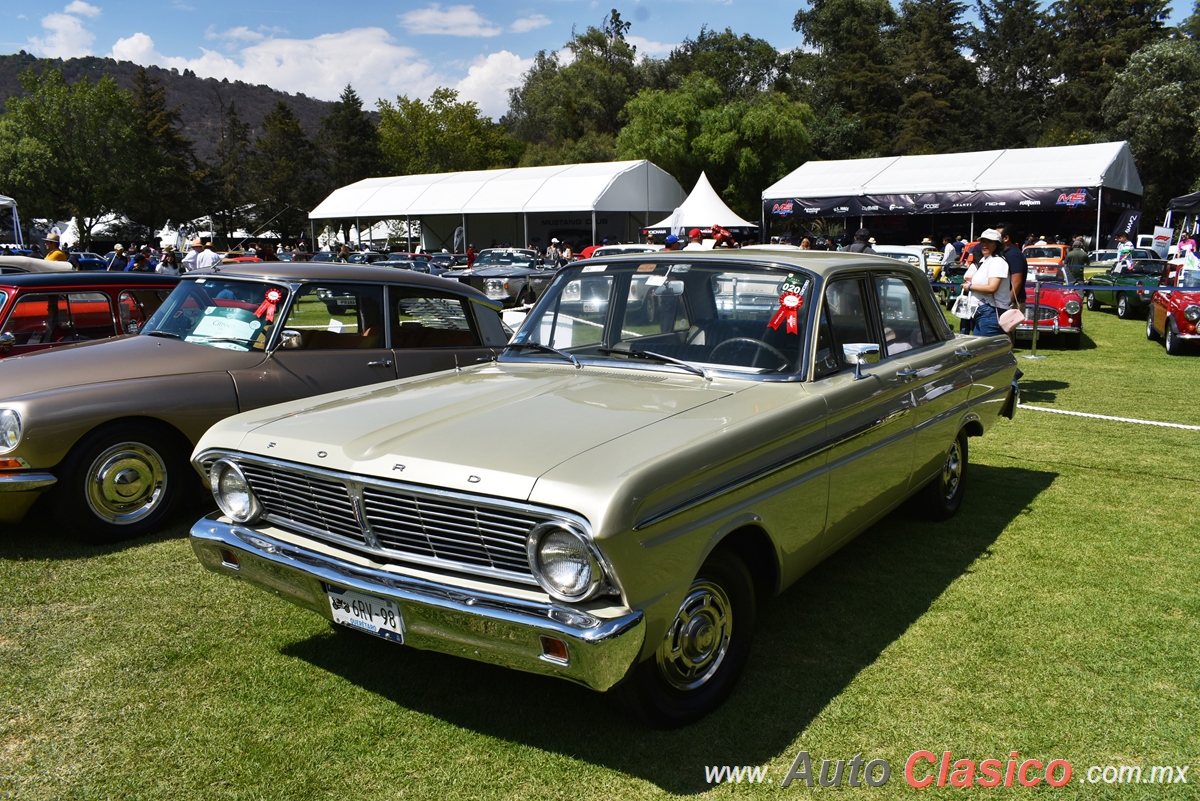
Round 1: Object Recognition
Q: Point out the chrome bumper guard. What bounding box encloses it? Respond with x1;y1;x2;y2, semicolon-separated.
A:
190;514;646;692
0;472;57;492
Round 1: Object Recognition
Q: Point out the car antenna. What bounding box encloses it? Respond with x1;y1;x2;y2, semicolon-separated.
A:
454;354;461;373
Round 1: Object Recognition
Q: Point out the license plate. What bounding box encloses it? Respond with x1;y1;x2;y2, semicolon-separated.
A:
327;585;405;643
582;300;601;313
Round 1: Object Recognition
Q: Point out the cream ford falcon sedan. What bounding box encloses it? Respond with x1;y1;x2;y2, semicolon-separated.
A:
190;250;1018;727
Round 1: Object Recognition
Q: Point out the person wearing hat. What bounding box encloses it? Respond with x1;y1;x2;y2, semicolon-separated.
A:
43;232;68;262
962;228;1012;337
156;246;182;275
664;234;683;250
106;243;128;271
546;237;563;267
182;237;221;272
684;228;705;250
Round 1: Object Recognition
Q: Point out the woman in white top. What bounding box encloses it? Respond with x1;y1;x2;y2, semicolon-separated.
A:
963;228;1011;337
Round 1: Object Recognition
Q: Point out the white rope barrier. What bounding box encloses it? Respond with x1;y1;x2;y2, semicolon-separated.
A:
1017;403;1200;431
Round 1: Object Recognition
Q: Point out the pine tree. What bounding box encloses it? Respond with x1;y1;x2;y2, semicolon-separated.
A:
127;66;198;235
974;0;1055;148
892;0;978;154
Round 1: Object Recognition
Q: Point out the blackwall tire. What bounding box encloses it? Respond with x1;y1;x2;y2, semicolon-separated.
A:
921;429;968;521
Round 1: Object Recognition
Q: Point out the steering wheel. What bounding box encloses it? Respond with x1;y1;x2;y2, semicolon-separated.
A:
709;337;791;370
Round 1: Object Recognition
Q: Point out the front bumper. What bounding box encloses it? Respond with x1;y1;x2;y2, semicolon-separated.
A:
0;472;57;524
1014;322;1080;338
190;514;646;692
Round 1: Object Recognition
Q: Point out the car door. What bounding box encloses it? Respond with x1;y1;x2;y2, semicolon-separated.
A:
813;273;915;548
388;287;498;376
230;282;398;410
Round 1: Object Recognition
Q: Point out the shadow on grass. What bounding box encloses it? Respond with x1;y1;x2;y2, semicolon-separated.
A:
282;463;1057;795
0;502;202;560
1019;379;1070;403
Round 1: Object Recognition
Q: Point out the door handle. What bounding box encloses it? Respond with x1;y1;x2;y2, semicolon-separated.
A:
954;348;971;358
896;369;918;382
367;360;394;367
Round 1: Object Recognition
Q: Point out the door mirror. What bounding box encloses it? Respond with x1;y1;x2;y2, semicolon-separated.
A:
278;329;303;350
842;342;880;380
0;331;14;353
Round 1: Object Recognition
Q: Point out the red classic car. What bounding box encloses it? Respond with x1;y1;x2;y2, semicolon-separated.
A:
1016;277;1084;349
1146;260;1200;355
0;272;178;358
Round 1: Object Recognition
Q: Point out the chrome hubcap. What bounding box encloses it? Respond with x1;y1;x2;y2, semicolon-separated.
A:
941;440;962;501
85;442;167;525
656;579;733;691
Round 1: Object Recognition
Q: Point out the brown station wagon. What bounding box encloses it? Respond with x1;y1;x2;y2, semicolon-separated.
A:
0;263;507;542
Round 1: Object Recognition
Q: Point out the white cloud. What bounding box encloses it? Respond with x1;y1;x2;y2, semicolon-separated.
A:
399;4;501;37
109;28;443;111
454;51;534;119
204;25;266;45
510;14;551;34
627;35;678;59
29;12;95;58
64;1;101;18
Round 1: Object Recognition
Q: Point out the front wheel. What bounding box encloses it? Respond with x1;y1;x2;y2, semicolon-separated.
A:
616;549;756;728
921;429;969;521
52;422;187;544
1165;324;1184;356
1085;291;1099;311
1146;313;1159;341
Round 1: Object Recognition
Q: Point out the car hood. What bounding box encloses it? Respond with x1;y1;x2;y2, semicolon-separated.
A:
199;363;739;500
0;335;265;399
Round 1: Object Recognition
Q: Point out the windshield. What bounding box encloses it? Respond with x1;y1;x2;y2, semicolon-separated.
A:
140;277;289;351
476;251;537;269
1179;268;1200;288
1123;260;1164;276
508;261;813;376
1024;247;1063;259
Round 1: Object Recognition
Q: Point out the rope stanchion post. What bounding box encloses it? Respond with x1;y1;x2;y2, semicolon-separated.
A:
1023;278;1047;360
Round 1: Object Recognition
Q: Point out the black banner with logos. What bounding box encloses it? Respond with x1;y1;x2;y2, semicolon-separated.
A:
766;187;1122;218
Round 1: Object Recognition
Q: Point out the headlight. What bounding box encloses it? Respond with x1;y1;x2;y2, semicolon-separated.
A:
210;459;262;523
1064;300;1081;315
527;522;603;601
1185;305;1200;322
0;409;21;454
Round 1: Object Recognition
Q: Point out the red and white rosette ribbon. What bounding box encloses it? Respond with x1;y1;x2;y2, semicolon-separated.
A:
769;290;803;333
254;288;282;322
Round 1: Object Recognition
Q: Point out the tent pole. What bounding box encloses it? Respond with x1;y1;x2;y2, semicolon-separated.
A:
1094;187;1102;249
523;213;528;248
462;214;467;253
592;211;597;246
970;213;975;240
356;218;361;249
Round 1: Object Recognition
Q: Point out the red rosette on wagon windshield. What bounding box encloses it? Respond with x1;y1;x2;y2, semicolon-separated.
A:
254;288;283;322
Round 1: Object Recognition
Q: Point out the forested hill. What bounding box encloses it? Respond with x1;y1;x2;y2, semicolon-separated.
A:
0;52;335;162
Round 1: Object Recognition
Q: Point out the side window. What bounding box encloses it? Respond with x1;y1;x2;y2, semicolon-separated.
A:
66;292;117;340
117;289;171;334
282;283;384;349
389;289;481;348
815;278;874;378
873;276;933;356
1;294;55;345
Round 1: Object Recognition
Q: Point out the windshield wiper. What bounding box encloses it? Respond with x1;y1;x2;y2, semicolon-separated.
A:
597;347;710;381
144;330;180;339
202;337;257;346
505;340;581;368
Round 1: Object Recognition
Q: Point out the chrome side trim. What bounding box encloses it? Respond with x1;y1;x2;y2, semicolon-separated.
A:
0;472;57;492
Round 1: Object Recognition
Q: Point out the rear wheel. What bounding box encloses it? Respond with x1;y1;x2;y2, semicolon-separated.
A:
1085;291;1099;311
921;429;968;521
616;549;756;728
52;422;187;544
1116;293;1132;319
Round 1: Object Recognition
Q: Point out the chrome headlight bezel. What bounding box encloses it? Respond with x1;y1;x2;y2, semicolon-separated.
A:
1184;305;1200;323
526;521;605;602
210;458;263;523
0;409;22;455
1064;300;1082;315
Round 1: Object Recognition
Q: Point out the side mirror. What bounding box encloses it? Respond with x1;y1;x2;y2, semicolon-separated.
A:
0;331;14;353
278;329;303;350
842;342;880;380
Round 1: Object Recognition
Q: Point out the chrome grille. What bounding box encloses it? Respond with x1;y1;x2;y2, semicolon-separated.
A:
1024;306;1059;321
240;463;365;543
362;489;536;573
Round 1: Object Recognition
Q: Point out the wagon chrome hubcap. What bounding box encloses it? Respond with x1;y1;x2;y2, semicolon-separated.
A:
656;580;732;691
85;443;167;524
941;440;963;501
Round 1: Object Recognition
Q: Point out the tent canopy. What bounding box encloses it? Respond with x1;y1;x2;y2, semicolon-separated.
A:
1166;190;1200;213
646;172;758;232
762;142;1143;217
310;160;684;219
0;195;15;211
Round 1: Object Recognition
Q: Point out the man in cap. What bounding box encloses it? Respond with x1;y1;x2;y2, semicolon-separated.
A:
107;243;128;271
182;237;221;272
664;234;683;250
43;232;68;262
685;228;705;250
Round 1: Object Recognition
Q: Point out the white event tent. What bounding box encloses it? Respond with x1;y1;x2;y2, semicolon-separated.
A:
309;160;685;251
762;142;1144;244
645;172;758;237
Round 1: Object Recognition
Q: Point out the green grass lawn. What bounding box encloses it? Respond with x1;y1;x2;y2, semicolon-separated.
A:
2;308;1197;800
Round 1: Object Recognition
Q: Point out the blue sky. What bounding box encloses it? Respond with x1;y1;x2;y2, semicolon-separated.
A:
1;1;813;120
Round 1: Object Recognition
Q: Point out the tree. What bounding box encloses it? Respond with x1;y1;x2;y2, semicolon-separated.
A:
126;66;199;237
247;100;321;241
318;84;382;189
616;74;814;219
891;0;978;154
206;100;252;245
973;0;1055;148
1045;0;1171;143
793;0;899;155
0;67;137;248
377;88;518;175
649;27;785;103
1103;37;1200;220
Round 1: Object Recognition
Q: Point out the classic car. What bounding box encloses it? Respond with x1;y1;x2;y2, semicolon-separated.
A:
873;244;943;279
1015;273;1084;349
448;248;556;307
0;272;177;358
188;251;1018;727
590;244;665;259
0;263;508;542
1146;260;1200;355
1082;258;1166;318
1086;248;1156;278
0;255;76;275
1023;244;1069;282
